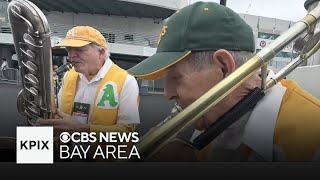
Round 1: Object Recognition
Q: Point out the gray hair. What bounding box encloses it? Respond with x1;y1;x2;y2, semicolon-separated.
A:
90;43;110;60
186;50;254;71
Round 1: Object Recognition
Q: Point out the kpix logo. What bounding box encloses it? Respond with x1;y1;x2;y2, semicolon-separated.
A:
20;140;50;150
16;127;53;164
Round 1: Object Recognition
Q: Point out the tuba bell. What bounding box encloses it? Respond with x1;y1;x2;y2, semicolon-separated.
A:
7;0;73;125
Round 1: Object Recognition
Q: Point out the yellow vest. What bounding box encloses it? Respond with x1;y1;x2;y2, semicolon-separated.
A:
274;79;320;161
196;79;320;161
60;63;128;126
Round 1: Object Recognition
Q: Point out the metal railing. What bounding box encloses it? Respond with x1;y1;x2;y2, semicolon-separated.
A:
0;68;21;84
1;21;159;48
138;79;165;96
50;23;159;48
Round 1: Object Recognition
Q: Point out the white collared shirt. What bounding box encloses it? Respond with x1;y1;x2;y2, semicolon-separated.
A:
190;69;287;161
243;70;287;161
57;58;140;125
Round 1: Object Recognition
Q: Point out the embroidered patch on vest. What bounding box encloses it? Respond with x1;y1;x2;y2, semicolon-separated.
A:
96;81;119;109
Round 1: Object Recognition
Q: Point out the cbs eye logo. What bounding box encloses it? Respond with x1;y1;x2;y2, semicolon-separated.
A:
58;132;97;143
59;132;71;143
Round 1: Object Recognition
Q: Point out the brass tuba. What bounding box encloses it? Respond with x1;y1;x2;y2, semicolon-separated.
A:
134;1;320;161
7;0;69;125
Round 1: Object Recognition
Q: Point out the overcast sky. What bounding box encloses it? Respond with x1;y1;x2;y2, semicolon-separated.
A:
190;0;308;22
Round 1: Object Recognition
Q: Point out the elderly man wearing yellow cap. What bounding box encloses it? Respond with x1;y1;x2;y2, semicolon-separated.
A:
37;26;140;161
128;2;320;161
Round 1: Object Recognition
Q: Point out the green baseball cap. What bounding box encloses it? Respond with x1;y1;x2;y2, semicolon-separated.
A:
127;1;255;80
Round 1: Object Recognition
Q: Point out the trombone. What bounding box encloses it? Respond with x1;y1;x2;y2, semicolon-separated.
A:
133;1;320;161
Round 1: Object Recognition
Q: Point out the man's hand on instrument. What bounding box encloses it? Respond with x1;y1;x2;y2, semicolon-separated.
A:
35;109;89;138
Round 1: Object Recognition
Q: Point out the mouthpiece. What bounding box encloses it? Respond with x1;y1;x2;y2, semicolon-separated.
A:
54;62;75;75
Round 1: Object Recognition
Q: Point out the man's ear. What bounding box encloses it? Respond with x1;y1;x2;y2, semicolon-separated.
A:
212;49;236;78
99;48;106;58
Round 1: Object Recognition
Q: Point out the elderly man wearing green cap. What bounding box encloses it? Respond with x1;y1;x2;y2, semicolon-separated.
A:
128;2;320;161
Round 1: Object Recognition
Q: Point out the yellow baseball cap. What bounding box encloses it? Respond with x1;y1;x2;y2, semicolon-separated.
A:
53;26;107;49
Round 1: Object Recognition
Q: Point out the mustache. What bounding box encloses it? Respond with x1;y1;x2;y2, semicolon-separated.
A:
68;60;80;65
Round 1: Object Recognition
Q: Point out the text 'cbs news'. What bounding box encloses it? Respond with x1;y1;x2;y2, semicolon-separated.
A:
16;127;141;164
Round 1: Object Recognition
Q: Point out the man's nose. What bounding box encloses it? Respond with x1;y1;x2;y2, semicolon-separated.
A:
164;81;177;101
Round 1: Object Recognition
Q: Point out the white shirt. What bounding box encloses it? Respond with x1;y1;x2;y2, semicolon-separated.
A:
1;61;8;69
190;69;287;161
58;58;140;125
